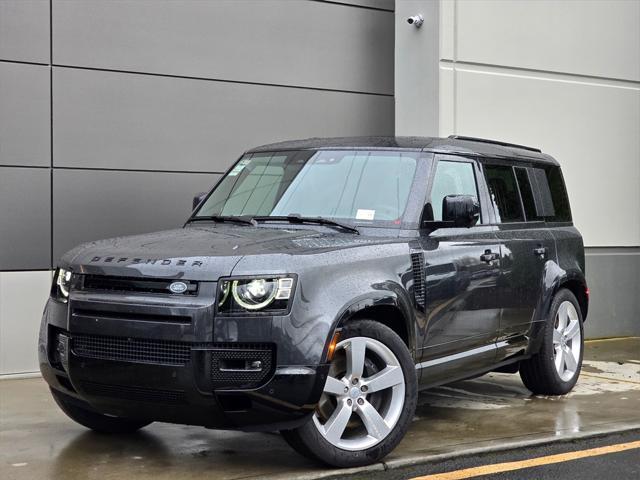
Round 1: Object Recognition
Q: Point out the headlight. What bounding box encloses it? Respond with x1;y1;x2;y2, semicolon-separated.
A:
218;277;295;313
52;268;72;302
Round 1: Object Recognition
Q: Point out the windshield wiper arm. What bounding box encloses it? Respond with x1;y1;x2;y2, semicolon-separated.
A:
189;215;257;226
252;215;360;234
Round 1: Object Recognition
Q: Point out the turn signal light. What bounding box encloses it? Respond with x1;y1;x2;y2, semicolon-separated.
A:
327;330;341;361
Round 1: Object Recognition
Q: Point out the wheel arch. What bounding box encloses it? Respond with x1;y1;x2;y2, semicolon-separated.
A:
557;278;589;322
529;266;588;355
330;295;416;362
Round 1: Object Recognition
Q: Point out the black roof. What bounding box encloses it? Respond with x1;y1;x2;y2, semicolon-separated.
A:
247;136;558;165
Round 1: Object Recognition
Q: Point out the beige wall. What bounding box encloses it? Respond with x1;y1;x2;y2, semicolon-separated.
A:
439;0;640;248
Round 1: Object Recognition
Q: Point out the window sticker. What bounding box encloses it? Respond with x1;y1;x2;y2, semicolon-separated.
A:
356;209;376;220
228;159;251;176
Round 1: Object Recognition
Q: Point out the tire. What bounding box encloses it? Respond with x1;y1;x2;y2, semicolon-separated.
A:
520;289;584;395
51;388;151;434
281;320;417;468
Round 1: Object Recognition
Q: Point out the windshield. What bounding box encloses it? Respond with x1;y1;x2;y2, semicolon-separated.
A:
194;150;419;225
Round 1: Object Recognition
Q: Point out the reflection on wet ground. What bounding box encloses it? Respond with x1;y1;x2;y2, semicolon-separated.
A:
1;338;638;480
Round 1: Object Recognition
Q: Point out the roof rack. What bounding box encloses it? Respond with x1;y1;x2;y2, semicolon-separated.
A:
448;135;542;153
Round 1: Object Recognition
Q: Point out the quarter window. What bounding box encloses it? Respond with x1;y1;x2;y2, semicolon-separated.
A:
483;165;524;222
429;160;479;221
545;166;572;222
514;167;542;221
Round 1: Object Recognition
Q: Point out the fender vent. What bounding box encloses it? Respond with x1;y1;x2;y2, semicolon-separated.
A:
411;252;425;309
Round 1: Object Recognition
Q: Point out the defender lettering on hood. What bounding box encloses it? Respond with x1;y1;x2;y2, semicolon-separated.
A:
89;256;204;267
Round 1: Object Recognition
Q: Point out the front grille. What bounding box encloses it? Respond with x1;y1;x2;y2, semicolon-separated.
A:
81;381;186;405
211;344;275;388
72;334;193;366
411;251;426;309
71;334;275;388
72;308;191;324
82;275;198;296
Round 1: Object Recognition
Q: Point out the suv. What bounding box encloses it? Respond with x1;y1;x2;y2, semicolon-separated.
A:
39;136;588;467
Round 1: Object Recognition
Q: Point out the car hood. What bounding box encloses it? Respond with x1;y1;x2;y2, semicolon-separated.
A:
60;224;396;281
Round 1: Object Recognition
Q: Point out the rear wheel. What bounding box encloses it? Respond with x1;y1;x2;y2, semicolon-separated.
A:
520;289;584;395
51;388;151;434
281;320;417;467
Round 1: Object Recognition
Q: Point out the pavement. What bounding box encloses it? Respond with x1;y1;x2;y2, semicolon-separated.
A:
1;338;638;480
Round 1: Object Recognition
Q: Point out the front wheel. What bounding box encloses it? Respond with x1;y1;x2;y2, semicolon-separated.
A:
281;320;417;467
520;289;584;395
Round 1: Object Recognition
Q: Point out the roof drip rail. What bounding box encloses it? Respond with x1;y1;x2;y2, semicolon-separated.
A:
448;135;542;153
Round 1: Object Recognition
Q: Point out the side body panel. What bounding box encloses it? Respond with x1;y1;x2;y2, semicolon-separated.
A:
493;223;557;360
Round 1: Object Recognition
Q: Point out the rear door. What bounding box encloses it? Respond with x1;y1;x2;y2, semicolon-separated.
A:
482;162;557;360
417;155;502;383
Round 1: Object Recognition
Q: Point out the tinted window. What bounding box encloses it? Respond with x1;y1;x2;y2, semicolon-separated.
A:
514;167;542;221
528;168;555;217
429;160;479;221
545;166;572;222
197;150;418;223
484;165;524;222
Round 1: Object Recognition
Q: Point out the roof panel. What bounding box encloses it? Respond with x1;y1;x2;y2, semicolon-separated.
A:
246;136;558;165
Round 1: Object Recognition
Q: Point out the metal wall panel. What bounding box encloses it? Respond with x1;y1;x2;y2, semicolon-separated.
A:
325;0;394;10
0;0;50;63
585;249;640;338
0;62;50;166
52;169;219;261
0;167;51;270
53;67;394;172
451;0;640;82
52;0;394;94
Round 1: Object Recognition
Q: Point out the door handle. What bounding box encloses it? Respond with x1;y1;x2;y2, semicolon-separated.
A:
533;246;547;258
480;250;499;263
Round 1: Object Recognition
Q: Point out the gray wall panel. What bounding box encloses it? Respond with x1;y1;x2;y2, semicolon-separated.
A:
53;0;394;94
584;249;640;339
0;167;51;270
52;169;219;261
323;0;394;10
53;67;394;172
0;0;50;63
0;62;50;166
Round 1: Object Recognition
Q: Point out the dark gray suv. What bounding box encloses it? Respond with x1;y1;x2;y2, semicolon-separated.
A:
40;136;588;467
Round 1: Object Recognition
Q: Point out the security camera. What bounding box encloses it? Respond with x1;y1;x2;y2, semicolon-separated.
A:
407;14;424;28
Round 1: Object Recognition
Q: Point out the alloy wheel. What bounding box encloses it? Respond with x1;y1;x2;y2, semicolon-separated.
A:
312;336;405;451
553;300;582;382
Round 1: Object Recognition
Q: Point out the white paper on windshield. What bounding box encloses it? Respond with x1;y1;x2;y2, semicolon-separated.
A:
356;209;376;220
228;160;250;176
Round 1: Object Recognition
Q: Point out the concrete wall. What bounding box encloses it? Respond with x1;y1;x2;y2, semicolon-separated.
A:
0;0;395;375
437;0;639;338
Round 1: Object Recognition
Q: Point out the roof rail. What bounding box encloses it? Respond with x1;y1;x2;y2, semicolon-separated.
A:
448;135;542;153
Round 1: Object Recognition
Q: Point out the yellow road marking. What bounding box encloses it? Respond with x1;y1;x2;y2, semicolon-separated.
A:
411;440;640;480
584;337;639;343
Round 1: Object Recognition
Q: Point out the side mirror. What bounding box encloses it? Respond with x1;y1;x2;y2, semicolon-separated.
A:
442;195;480;228
192;192;207;211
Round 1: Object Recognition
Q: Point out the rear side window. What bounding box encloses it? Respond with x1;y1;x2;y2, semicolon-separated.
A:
483;165;523;222
544;166;572;222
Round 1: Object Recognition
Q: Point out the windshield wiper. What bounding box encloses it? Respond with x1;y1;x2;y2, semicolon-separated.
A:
252;214;360;234
189;215;257;226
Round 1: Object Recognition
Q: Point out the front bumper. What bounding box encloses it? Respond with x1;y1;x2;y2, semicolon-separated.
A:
39;285;330;431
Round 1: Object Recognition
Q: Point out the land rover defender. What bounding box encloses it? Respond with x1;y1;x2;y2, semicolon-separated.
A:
39;136;588;467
